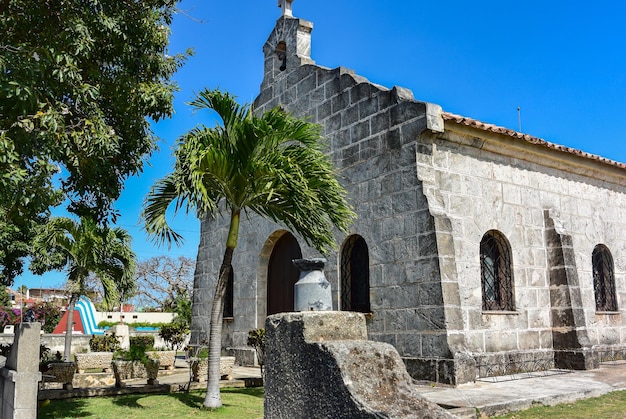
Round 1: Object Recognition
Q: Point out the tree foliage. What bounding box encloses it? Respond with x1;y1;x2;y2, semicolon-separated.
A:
134;255;194;310
30;216;136;307
0;287;11;308
30;216;136;360
158;322;188;351
172;291;192;327
28;301;62;333
0;0;189;284
247;328;265;377
142;89;355;408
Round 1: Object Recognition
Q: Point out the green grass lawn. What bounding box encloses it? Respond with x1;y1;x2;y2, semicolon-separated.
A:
38;388;626;418
493;390;626;419
38;387;264;419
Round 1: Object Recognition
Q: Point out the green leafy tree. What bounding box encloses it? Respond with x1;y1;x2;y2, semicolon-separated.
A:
158;322;189;351
29;301;62;333
173;291;192;328
0;0;189;284
0;287;11;308
142;89;355;409
30;216;136;361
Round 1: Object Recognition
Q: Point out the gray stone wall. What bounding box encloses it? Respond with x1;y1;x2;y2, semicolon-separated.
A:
416;126;626;365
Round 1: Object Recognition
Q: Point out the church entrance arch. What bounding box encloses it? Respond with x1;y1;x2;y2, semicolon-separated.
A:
264;231;302;316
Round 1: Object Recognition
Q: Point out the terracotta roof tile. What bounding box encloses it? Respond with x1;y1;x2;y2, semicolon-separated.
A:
441;112;626;170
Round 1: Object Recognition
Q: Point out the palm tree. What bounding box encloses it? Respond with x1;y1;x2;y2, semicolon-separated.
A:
142;88;355;409
30;216;136;362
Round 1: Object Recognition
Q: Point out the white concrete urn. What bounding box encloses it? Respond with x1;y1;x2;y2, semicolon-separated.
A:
293;258;332;311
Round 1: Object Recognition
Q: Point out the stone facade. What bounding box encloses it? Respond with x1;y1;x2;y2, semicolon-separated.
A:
190;10;626;384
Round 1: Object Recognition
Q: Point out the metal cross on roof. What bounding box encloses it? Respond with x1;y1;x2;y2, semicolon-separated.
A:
278;0;293;17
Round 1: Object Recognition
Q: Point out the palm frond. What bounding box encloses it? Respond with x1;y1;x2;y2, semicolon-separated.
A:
142;174;188;247
144;88;355;255
29;215;137;307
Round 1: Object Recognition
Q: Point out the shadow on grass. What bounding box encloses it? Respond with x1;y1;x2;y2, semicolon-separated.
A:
166;390;205;409
39;398;91;418
222;387;264;399
111;394;148;409
164;386;264;409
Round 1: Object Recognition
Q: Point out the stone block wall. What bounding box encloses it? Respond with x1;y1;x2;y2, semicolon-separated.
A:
254;62;452;362
416;124;626;375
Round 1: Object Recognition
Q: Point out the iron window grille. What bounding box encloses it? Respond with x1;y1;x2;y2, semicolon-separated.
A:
592;244;617;312
480;230;515;311
341;235;371;313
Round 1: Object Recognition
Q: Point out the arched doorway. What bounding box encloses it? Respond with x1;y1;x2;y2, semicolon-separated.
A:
340;235;371;313
267;232;302;315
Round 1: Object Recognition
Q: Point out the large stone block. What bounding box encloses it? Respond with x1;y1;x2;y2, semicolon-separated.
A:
264;312;454;418
1;323;42;419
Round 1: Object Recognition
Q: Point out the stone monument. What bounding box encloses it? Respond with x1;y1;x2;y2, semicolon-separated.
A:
264;311;455;418
0;323;42;419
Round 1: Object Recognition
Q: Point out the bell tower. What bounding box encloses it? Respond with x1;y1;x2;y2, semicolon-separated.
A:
261;0;315;89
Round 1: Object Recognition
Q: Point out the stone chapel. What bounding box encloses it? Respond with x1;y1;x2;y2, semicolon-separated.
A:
190;2;626;384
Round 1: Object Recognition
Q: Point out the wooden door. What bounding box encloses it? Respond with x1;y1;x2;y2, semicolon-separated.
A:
267;232;302;316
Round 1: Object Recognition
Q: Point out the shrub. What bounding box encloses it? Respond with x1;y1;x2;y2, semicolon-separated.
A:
0;303;62;333
28;302;62;333
173;293;191;328
129;335;155;351
158;323;189;351
247;328;265;376
115;345;149;363
186;345;208;359
89;333;121;352
0;308;21;330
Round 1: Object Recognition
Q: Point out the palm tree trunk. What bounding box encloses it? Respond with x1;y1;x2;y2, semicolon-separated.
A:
202;247;233;408
64;293;78;362
203;210;239;409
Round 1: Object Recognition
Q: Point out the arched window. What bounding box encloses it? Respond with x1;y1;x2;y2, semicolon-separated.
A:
223;267;234;319
275;41;287;71
592;244;617;312
480;230;514;311
340;235;370;313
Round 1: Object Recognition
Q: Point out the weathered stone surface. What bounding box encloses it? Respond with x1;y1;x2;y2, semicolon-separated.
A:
75;352;113;373
72;372;116;388
1;323;42;419
264;312;454;419
6;323;39;374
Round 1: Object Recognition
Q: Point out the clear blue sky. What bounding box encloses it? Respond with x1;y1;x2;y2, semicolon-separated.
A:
18;0;626;290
